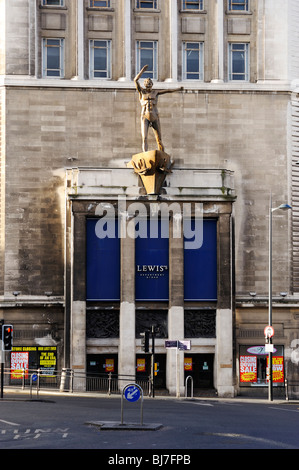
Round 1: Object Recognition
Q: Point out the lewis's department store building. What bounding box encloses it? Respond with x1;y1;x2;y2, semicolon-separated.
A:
1;0;299;397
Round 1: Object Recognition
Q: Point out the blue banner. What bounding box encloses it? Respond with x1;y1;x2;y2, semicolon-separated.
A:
135;220;169;301
86;218;217;302
86;219;120;301
184;219;217;301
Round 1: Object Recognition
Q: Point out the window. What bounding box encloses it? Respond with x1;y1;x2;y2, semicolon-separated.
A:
90;0;110;6
182;42;204;80
42;38;64;78
239;346;284;387
89;40;111;79
181;0;203;10
136;41;157;80
228;43;249;81
42;0;64;5
228;0;249;11
136;0;157;8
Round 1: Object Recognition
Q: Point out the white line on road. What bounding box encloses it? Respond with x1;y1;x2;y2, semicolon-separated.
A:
0;419;19;426
269;407;299;413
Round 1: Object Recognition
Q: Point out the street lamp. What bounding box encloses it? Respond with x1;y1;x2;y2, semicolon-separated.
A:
268;195;292;401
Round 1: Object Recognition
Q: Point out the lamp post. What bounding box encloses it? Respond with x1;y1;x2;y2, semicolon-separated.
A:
268;194;291;401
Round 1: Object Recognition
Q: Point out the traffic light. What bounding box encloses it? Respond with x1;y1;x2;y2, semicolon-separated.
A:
140;331;149;353
2;324;13;351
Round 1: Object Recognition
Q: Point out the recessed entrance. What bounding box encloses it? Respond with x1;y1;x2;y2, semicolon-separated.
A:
184;353;214;389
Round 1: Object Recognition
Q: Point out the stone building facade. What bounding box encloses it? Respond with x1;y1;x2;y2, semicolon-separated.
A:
1;0;299;397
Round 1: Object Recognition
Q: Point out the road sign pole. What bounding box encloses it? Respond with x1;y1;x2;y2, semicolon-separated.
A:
151;325;155;399
121;384;143;426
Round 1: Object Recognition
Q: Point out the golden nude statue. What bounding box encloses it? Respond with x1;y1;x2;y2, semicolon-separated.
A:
134;65;183;152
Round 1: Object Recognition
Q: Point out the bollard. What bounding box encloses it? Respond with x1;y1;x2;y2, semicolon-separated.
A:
185;375;193;398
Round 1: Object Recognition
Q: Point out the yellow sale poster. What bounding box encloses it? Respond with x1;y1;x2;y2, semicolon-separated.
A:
137;358;146;372
105;358;114;372
240;355;257;382
267;356;284;383
184;357;192;371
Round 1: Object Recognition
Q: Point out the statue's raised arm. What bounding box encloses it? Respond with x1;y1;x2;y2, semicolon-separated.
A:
134;65;148;95
134;64;149;84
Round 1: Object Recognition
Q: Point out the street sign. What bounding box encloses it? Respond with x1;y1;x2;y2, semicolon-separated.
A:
31;374;38;382
121;384;144;426
165;340;178;349
265;344;274;353
264;326;274;338
124;385;141;402
178;341;191;350
165;340;191;350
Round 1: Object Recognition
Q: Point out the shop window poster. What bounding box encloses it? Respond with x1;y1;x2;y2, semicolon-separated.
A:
267;356;284;383
240;355;257;383
11;352;29;379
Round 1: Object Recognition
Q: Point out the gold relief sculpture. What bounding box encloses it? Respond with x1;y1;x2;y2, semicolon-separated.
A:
127;65;183;195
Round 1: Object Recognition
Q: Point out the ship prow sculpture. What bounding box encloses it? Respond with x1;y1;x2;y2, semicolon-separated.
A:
127;65;183;195
127;149;173;195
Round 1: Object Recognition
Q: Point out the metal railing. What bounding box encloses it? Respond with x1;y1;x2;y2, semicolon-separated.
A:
1;368;152;397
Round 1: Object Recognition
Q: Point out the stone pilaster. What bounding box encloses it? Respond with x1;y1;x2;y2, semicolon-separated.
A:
167;213;184;396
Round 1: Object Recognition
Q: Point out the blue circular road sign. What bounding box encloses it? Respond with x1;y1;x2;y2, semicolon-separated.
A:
31;374;38;382
124;385;141;402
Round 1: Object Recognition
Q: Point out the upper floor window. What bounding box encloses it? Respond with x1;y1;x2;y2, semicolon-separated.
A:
90;0;110;7
42;38;64;78
136;0;158;9
42;0;64;5
228;43;249;81
228;0;249;11
181;0;204;10
89;40;111;79
136;41;157;80
182;42;204;80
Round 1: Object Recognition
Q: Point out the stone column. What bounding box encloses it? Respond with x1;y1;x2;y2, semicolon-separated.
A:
77;0;84;80
123;0;132;81
211;0;224;83
71;210;87;391
167;211;184;396
167;0;178;82
215;212;235;397
118;207;136;386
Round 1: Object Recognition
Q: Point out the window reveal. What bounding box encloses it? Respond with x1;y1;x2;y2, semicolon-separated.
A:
42;38;64;78
136;41;158;80
89;40;111;79
228;43;249;81
182;42;204;80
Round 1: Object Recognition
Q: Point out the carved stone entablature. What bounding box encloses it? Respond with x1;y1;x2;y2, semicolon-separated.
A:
184;310;216;338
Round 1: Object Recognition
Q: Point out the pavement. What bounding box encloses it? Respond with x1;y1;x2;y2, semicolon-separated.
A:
2;386;298;405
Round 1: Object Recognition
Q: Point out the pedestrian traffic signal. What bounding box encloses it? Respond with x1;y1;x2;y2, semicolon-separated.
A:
2;324;13;351
140;331;149;353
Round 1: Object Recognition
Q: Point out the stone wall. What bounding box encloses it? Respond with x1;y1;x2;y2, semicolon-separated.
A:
3;85;290;298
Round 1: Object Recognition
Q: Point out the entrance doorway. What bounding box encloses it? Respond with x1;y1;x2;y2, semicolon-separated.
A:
87;354;118;376
86;354;118;392
184;354;214;389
